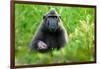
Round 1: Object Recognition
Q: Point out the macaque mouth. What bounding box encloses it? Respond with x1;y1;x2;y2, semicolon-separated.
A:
48;21;58;32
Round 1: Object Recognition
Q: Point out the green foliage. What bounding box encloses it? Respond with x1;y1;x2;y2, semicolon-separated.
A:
15;4;95;65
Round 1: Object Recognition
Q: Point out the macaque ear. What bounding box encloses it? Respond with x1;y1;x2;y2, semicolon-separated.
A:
59;15;61;19
43;15;46;19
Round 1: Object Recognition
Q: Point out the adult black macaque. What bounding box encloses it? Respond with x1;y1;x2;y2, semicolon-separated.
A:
30;9;68;53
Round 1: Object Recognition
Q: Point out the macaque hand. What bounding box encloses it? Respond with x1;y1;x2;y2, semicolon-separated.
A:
37;41;48;50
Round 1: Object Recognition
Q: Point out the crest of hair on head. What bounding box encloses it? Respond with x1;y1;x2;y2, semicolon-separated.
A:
49;8;58;15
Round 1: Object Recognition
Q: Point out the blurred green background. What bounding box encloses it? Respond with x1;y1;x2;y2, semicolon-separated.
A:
15;4;95;65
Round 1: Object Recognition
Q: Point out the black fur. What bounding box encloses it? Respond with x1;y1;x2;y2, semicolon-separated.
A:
30;9;68;53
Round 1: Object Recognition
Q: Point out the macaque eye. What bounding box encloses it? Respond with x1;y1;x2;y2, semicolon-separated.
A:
48;16;57;18
53;16;58;19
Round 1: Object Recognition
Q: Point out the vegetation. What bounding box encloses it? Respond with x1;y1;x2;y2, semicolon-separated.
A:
15;4;95;65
